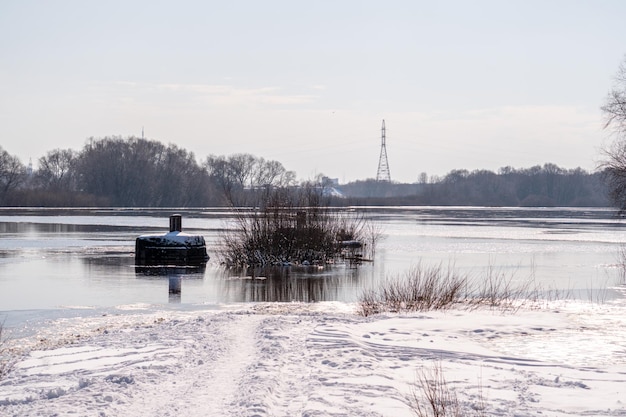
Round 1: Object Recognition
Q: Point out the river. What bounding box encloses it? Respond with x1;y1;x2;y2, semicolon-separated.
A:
1;207;625;313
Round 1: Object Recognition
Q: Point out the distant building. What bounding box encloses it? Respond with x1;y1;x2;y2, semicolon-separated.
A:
323;187;345;198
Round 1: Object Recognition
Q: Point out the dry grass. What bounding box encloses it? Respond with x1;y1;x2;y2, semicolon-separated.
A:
465;264;537;313
411;361;462;417
410;361;487;417
0;320;13;380
358;262;548;317
617;244;626;285
358;263;468;316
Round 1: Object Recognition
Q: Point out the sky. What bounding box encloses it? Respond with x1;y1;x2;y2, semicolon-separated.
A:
1;0;625;184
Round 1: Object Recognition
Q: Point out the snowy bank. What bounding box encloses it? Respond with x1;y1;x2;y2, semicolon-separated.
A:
1;302;625;417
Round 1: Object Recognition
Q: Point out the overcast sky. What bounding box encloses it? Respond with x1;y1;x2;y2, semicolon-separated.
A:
1;0;625;183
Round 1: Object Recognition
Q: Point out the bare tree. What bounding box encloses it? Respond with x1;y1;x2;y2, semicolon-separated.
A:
602;57;626;136
154;145;211;206
35;148;77;191
229;153;257;188
204;154;242;205
0;147;26;202
75;137;213;207
600;141;626;212
601;56;626;211
204;153;296;205
254;159;291;187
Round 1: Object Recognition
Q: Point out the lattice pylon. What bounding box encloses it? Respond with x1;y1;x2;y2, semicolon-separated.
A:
376;119;391;182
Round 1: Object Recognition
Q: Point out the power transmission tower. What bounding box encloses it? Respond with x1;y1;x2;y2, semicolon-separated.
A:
376;119;391;182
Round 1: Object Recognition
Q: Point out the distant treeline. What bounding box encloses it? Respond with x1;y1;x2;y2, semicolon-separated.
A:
339;165;609;207
0;137;612;207
0;137;296;207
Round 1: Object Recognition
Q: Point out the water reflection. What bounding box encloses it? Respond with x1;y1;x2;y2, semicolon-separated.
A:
0;221;134;234
135;265;206;303
75;246;368;304
82;252;135;269
218;266;363;303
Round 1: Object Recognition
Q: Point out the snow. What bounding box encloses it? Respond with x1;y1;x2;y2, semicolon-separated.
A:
137;231;206;246
1;301;626;417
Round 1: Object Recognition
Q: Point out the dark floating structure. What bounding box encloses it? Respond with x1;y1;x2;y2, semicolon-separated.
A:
135;214;209;266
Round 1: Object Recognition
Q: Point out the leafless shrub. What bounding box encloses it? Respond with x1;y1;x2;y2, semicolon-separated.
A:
363;220;385;260
219;184;373;268
358;289;384;317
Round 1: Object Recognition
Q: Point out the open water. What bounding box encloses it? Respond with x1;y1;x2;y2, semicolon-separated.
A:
1;207;625;315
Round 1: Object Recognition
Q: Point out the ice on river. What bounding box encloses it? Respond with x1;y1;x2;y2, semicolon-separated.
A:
1;301;626;417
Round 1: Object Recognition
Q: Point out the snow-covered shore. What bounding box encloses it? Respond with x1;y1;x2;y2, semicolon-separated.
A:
1;301;626;417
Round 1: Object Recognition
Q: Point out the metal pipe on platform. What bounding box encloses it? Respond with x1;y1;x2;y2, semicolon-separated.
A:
169;214;182;232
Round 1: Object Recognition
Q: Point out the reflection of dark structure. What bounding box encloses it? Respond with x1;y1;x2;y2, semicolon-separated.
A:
135;265;207;275
135;214;209;266
135;264;206;303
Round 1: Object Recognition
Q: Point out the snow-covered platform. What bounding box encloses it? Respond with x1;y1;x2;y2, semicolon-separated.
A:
135;214;209;266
